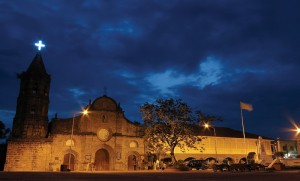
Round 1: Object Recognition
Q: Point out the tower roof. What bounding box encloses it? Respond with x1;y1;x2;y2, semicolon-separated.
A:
26;52;48;75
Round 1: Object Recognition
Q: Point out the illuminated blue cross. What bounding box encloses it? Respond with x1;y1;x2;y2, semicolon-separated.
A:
35;40;45;51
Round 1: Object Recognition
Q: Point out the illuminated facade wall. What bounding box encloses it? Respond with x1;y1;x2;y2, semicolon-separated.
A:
5;131;274;171
174;136;273;164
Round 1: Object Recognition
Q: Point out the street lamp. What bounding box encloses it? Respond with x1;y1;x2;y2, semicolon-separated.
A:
68;109;88;171
289;121;300;157
204;123;217;159
297;128;300;157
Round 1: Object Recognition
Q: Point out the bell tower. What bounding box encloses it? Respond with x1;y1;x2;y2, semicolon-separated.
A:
12;41;51;138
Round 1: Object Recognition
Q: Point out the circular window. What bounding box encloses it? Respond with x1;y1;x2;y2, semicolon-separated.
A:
97;129;111;142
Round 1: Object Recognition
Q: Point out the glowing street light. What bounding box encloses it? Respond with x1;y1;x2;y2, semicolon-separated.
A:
203;123;217;159
82;109;88;115
291;123;300;137
68;109;88;171
204;123;209;129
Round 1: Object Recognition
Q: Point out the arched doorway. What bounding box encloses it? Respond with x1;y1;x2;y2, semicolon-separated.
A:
63;153;75;171
128;155;137;170
95;149;110;171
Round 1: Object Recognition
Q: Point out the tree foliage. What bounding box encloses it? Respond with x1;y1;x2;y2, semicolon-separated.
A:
0;121;10;139
140;98;202;163
196;110;223;126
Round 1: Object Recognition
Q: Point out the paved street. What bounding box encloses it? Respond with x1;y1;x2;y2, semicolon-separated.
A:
0;170;300;181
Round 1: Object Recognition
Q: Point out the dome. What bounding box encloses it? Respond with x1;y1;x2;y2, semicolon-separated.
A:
90;96;118;111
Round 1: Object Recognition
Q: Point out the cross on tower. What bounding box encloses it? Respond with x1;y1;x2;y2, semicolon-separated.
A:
35;40;45;51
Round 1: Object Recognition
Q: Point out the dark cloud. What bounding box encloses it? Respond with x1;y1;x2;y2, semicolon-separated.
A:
0;0;300;139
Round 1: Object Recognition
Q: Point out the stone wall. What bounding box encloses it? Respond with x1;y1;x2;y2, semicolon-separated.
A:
4;139;52;171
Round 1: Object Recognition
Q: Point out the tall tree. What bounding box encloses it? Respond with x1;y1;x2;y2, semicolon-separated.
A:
0;121;10;140
140;98;201;163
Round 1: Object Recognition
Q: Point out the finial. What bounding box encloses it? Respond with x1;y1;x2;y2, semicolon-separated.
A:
103;87;108;96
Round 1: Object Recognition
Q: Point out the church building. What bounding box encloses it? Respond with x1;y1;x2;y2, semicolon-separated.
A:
4;42;275;171
4;47;145;171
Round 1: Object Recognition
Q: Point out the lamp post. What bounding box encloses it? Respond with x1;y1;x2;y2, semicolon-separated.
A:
289;122;300;158
204;123;217;159
296;127;300;156
68;109;88;171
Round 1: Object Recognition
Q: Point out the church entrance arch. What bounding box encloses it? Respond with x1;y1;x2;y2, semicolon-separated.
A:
128;155;137;170
94;149;110;171
63;153;75;171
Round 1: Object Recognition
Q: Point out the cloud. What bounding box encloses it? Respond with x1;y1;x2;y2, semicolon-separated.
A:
0;109;15;128
145;69;188;95
68;88;87;105
197;56;223;88
145;56;223;95
1;0;300;140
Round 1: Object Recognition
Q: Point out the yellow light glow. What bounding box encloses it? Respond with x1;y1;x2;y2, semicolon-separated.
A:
287;117;300;137
204;123;209;128
82;109;88;115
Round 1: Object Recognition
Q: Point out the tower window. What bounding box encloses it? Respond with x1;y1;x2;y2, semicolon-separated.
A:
30;106;36;114
32;88;37;94
44;87;48;96
33;83;38;94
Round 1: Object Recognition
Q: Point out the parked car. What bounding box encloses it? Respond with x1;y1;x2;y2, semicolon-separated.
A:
187;159;209;170
160;157;173;167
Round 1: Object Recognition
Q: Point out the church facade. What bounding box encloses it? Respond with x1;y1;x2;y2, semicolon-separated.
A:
4;52;145;171
48;95;145;171
5;50;275;171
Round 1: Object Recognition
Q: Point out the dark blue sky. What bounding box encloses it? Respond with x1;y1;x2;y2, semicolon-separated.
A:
1;0;300;140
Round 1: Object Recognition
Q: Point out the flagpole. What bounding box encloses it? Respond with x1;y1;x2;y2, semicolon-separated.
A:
240;101;253;157
240;103;246;143
240;106;247;157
